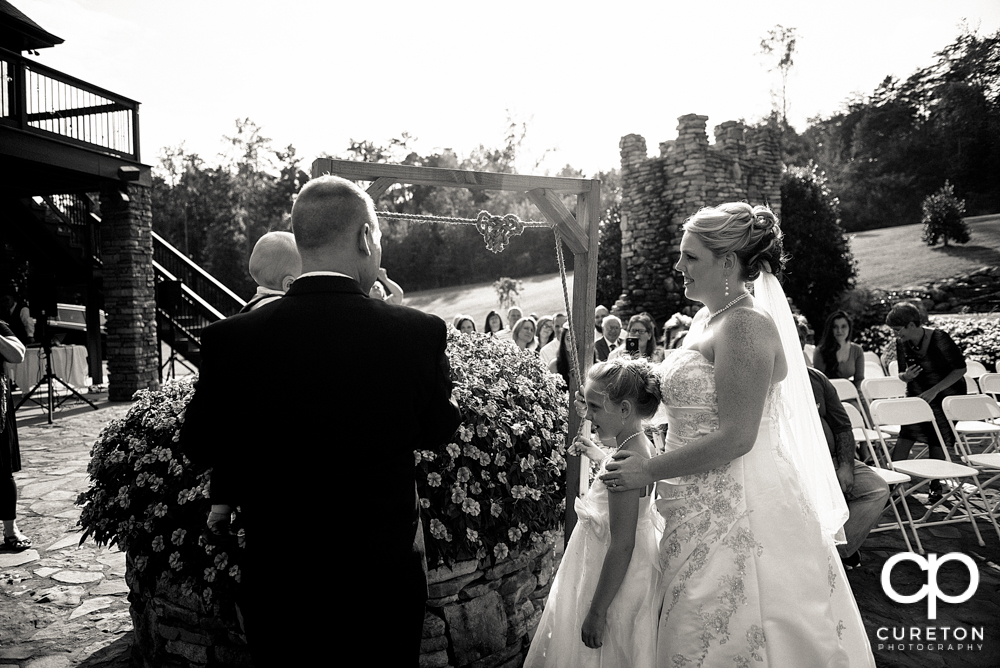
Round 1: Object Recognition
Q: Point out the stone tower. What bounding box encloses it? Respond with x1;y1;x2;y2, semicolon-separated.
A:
615;115;782;327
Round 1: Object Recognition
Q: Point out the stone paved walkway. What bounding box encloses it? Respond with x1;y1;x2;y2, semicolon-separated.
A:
1;397;998;667
1;398;133;668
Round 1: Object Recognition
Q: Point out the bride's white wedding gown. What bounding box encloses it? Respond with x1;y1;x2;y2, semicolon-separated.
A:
525;453;661;667
654;349;875;667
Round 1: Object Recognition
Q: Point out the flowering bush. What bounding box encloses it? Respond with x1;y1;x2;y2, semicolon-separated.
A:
417;329;569;567
934;318;1000;370
77;377;242;606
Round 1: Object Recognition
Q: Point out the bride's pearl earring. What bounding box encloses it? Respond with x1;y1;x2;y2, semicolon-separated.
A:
724;277;729;298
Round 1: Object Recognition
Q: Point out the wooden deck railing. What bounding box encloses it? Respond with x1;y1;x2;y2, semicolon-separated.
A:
0;46;140;161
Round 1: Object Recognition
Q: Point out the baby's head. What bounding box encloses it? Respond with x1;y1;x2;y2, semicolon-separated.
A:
249;231;302;292
583;357;662;439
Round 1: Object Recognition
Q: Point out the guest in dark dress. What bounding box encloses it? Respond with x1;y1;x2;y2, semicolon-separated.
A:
0;321;30;551
886;302;967;502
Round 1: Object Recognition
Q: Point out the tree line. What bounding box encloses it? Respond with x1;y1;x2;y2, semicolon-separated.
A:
149;27;997;307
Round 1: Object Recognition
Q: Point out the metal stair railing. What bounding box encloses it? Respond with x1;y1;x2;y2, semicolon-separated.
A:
152;231;246;318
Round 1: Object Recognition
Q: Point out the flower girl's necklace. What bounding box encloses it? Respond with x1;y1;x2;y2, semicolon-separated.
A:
708;292;749;323
601;431;642;469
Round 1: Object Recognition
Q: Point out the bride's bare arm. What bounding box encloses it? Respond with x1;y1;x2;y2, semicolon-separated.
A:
601;308;778;489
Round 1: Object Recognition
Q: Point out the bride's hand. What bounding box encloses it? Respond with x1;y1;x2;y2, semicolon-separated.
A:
599;450;651;492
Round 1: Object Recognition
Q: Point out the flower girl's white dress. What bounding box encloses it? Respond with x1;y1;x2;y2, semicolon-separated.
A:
524;455;661;668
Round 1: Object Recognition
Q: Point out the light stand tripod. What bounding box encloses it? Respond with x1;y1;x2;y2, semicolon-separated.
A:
14;313;97;424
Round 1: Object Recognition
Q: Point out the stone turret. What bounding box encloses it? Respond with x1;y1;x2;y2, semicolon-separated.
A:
614;115;782;326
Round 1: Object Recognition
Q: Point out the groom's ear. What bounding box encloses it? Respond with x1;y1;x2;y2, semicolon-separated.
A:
358;223;373;257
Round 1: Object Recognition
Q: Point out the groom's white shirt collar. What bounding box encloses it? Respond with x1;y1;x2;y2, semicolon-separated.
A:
297;271;354;280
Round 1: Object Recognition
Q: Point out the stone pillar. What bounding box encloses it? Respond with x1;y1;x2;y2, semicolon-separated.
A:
100;183;159;401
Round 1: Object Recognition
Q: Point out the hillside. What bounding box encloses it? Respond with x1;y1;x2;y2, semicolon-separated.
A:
403;215;1000;325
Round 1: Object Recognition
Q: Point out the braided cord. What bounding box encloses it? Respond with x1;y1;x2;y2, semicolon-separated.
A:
375;210;551;228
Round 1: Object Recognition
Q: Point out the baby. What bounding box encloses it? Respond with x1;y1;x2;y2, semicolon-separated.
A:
241;231;302;313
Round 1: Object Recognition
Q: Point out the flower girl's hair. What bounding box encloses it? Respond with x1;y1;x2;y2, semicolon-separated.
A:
587;357;662;420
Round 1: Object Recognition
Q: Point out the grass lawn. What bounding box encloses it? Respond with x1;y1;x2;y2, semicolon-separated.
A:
850;214;1000;290
403;215;1000;324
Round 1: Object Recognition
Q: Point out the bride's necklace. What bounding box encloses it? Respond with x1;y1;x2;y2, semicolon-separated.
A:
707;292;749;323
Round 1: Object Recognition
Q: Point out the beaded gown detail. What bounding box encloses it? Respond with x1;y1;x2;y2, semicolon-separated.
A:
654;349;875;668
525;455;661;668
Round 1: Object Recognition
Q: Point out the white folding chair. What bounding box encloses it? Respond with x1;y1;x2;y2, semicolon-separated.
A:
965;376;979;394
870;398;999;553
845;402;913;551
943;395;1000;514
860;377;907;439
887;360;899;378
863;351;882;367
979;372;1000;401
864;361;886;379
965;360;988;379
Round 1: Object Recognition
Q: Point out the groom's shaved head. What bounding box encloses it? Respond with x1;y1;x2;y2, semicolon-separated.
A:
291;176;375;251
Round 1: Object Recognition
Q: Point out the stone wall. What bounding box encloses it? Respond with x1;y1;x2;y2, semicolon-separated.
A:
99;183;159;401
615;115;782;324
126;553;250;668
898;266;1000;314
420;539;561;668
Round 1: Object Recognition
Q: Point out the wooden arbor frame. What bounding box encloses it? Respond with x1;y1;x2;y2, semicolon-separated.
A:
312;158;599;538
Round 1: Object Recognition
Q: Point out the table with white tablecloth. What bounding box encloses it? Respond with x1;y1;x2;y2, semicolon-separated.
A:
9;345;89;389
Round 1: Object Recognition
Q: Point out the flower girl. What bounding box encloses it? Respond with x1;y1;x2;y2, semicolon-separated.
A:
525;358;661;668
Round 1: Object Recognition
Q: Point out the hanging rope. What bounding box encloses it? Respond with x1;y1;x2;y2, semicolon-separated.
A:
375;210;551;254
553;229;583;402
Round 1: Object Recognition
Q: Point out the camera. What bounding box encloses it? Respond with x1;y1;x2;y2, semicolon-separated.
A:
625;338;639;354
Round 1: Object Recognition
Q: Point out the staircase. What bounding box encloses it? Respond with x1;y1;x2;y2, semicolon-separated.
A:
12;195;245;373
152;232;246;370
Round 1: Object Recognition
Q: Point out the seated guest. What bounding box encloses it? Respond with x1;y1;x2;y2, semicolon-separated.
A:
610;313;664;363
453;315;476;334
539;323;561;367
483;311;504;336
798;319;889;568
497;306;522;340
593;315;622;363
553;312;567;331
813;310;864;391
510;316;536;351
662;312;692;350
594;305;609;341
242;231;302;313
535;317;556;355
551;325;573;388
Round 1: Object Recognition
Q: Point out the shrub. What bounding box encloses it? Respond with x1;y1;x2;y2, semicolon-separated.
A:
77;377;241;607
595;200;622;310
934;318;1000;370
921;181;970;247
416;329;569;567
780;164;857;329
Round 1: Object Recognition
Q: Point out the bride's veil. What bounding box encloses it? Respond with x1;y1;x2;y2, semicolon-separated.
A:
755;271;849;544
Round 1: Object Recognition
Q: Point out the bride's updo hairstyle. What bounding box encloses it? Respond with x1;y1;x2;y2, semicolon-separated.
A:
683;202;787;281
587;357;662;420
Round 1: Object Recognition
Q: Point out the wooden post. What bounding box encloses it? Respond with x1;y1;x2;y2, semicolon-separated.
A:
563;181;600;542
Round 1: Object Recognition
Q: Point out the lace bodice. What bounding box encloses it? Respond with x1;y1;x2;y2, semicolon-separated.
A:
658;349;783;443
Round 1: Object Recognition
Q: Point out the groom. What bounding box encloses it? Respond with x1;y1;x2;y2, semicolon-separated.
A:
180;175;461;665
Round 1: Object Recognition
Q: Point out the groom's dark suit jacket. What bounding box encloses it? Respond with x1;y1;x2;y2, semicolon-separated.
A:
180;275;460;661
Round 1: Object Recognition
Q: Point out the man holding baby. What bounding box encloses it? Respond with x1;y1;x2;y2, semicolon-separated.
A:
181;175;461;666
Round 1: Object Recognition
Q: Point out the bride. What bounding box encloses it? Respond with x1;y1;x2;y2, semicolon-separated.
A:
600;202;875;667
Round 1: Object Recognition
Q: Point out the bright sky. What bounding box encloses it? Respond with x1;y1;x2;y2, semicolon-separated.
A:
18;0;1000;177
